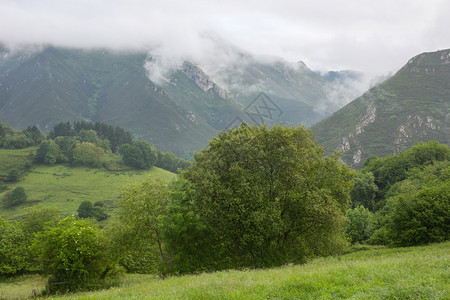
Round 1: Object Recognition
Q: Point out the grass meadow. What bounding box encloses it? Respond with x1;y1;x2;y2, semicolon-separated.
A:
2;241;448;299
0;158;176;220
0;148;33;177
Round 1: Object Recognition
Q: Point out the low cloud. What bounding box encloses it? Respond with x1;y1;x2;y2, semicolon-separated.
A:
1;0;449;81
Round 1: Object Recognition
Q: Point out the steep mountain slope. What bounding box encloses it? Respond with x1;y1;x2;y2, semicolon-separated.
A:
208;57;335;126
0;47;238;156
311;49;450;168
0;46;357;157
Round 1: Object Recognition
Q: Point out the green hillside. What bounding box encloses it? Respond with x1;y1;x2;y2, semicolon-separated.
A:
0;46;348;157
2;242;448;299
0;161;175;221
312;49;450;168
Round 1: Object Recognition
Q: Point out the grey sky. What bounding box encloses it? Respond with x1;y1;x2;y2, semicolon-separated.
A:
1;0;449;76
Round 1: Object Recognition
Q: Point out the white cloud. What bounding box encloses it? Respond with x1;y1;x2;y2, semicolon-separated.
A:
0;0;448;77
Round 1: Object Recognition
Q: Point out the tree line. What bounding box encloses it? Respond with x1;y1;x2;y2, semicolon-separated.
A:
0;121;191;174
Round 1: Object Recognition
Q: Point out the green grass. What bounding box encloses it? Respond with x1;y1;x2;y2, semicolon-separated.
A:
0;274;46;300
3;241;446;299
0;164;176;221
0;147;34;177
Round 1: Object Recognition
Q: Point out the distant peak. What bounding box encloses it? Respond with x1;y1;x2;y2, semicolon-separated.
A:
405;48;450;69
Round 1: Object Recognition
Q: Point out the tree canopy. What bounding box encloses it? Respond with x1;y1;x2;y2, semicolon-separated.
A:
166;123;354;270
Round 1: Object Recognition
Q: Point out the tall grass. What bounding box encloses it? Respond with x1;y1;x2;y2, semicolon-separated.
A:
19;241;446;299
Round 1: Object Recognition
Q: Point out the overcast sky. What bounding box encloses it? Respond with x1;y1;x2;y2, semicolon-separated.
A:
1;0;449;76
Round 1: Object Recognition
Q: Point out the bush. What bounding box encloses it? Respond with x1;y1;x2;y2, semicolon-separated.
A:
77;201;108;221
7;169;20;182
0;218;28;275
386;182;450;246
3;186;27;207
120;141;158;169
346;206;376;244
72;142;105;168
32;217;112;293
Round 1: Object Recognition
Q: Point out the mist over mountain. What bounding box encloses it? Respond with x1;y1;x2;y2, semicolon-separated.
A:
312;49;450;168
0;41;365;158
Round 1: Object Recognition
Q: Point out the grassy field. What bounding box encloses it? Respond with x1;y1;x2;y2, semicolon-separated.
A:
0;147;33;177
0;162;176;221
2;241;448;299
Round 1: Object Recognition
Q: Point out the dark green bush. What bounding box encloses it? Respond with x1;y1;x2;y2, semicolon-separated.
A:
2;186;27;207
387;182;450;246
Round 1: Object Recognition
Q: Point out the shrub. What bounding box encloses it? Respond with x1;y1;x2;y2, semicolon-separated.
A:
77;201;108;221
32;217;111;293
346;206;376;244
7;169;20;182
387;182;450;246
0;218;28;275
72;142;105;168
3;186;27;207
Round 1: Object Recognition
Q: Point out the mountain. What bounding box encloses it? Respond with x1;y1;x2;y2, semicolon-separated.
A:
311;49;450;168
0;46;359;157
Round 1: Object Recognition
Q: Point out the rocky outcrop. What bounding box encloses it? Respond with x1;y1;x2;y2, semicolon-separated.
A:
179;61;231;99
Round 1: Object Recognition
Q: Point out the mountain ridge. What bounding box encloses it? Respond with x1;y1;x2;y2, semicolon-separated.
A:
311;48;450;168
0;45;355;157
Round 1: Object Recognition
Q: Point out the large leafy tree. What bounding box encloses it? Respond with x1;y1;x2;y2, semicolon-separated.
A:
179;123;354;269
107;176;170;274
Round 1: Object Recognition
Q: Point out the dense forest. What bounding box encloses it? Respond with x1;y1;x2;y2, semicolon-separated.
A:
0;123;449;294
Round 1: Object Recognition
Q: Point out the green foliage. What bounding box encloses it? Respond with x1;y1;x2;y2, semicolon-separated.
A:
159;179;217;274
363;141;450;209
0;217;28;275
0;208;63;277
22;125;45;145
6;169;20;182
350;172;378;210
54;135;78;161
2;186;27;207
77;200;108;221
386;181;450;247
173;123;354;270
120;141;158;169
49;122;75;139
155;151;191;173
346;206;376;244
32;217;109;293
2;134;34;149
353;143;450;246
34;140;63;165
72;142;105;168
21;206;62;235
52;121;133;153
110;176;170;274
0;124;43;150
0;123;15;143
